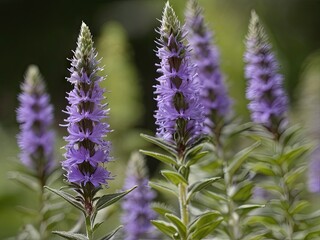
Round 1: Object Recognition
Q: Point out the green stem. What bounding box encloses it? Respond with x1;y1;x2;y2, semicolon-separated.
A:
281;178;294;240
224;167;240;240
38;179;48;239
220;141;240;240
178;182;189;229
85;215;93;240
279;165;294;238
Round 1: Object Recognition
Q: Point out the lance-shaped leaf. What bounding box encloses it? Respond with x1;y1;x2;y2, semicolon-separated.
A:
247;162;276;176
289;200;309;215
227;141;261;176
161;170;188;186
278;144;311;166
184;143;205;161
151;220;177;238
186;151;209;167
284;165;306;187
295;210;320;221
140;134;177;156
188;211;222;240
187;177;221;202
231;180;254;201
52;231;88;240
152;202;175;216
44;186;84;213
140;150;177;167
165;213;187;239
236;204;265;215
8;171;39;192
96;186;136;211
149;180;178;197
99;225;122;240
202;189;227;202
279;124;302;147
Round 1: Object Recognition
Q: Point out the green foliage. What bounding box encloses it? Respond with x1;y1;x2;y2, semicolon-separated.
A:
95;186;136;211
45;185;136;239
141;131;222;239
190;121;265;240
246;125;318;239
188;211;223;240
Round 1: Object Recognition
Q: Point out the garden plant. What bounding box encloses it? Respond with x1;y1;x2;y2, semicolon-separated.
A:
10;0;320;239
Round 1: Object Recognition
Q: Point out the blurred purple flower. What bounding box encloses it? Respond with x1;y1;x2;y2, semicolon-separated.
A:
155;2;204;147
62;22;112;188
122;152;157;240
185;0;232;135
308;146;320;193
244;11;288;137
17;65;55;180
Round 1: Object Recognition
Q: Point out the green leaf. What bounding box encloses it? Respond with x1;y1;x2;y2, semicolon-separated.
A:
229;122;254;137
44;186;84;213
140;134;177;155
202;190;227;202
279;145;311;166
96;186;136;211
152;202;174;216
184;143;205;161
284;165;306;187
231;180;253;201
247;162;276;176
186;151;209;167
16;206;39;217
161;170;187;186
245;215;278;228
151;220;177;238
188;211;222;240
227;141;261;176
149;181;178;197
289;200;309;215
259;183;283;195
8;171;39;192
295;209;320;221
52;231;88;240
238;204;265;210
20;224;41;240
187;177;221;202
93;222;103;232
140;150;177;167
236;204;265;215
280;124;301;146
165;213;186;239
99;225;122;240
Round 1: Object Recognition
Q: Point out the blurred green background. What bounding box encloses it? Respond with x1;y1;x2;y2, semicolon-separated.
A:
1;0;320;238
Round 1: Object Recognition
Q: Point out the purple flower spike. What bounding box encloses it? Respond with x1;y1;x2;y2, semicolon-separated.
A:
62;22;112;188
155;1;204;149
122;152;157;240
185;0;232;135
245;11;288;137
17;65;55;182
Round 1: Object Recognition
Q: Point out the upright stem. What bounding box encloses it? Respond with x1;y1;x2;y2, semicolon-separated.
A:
38;179;48;239
179;182;189;228
85;215;93;240
177;154;189;240
219;139;240;240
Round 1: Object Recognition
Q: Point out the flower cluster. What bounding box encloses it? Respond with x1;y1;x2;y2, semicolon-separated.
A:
62;22;112;188
155;1;204;149
17;65;55;181
122;152;157;240
244;11;288;137
185;0;232;135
